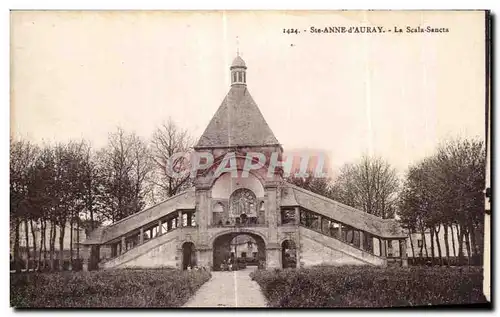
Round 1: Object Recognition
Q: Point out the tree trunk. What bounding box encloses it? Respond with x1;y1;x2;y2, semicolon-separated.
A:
434;226;443;266
475;220;485;260
69;220;73;270
469;222;479;261
42;220;48;270
24;219;30;271
59;224;66;271
457;225;465;265
465;230;472;266
49;221;56;271
420;229;428;258
429;228;435;265
408;232;415;258
450;224;457;257
76;218;80;260
443;225;450;266
30;219;38;271
14;219;21;273
48;221;53;271
39;220;45;271
90;206;94;231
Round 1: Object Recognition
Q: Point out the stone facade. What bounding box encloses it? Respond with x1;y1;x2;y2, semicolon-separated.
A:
82;55;407;270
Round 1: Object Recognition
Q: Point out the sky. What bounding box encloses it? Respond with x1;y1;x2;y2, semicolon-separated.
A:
10;10;486;177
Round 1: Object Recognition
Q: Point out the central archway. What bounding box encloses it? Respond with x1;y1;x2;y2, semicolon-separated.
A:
212;232;266;271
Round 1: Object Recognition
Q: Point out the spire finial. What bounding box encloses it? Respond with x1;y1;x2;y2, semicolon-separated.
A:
236;36;240;56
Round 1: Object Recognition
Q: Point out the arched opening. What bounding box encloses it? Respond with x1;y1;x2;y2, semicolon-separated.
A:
212;232;266;271
229;188;259;225
213;202;224;227
211;171;264;199
281;240;297;269
182;242;196;270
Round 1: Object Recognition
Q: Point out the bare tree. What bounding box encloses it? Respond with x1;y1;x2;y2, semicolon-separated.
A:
400;138;485;265
79;142;107;231
100;127;152;222
433;138;485;264
27;145;58;271
330;164;358;208
49;142;87;270
10;139;39;272
286;169;334;199
75;141;109;268
150;118;194;202
331;156;399;219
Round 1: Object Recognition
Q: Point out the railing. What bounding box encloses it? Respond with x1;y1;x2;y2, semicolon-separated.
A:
208;222;267;228
386;257;403;267
101;226;197;263
299;223;381;258
209;216;267;228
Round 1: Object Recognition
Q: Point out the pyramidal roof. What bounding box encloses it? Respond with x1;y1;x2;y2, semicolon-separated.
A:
195;56;280;149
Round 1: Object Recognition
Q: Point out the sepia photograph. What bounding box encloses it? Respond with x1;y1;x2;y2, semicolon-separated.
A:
9;10;491;308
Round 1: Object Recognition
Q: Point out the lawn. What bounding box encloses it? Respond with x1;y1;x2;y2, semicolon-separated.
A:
250;265;488;308
11;268;211;308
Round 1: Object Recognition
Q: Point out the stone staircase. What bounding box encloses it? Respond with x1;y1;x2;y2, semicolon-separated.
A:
299;226;387;266
100;228;182;269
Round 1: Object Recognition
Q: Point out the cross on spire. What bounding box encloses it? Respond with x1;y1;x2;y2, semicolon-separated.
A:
236;36;240;56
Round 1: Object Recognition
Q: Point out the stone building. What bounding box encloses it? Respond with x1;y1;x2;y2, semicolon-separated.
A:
82;55;407;270
229;235;258;259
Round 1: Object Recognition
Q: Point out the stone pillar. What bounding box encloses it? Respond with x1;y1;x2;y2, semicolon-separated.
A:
264;184;281;268
266;243;281;268
158;219;163;235
206;190;212;227
121;236;126;253
176;247;183;269
317;215;322;232
295;232;301;268
195;189;210;247
338;224;342;240
380;238;387;257
359;231;365;250
139;228;144;244
296;250;302;268
89;245;100;271
195;250;201;267
294;206;300;225
197;247;213;270
400;239;408;267
264;184;279;229
178;210;183;227
195;189;209;229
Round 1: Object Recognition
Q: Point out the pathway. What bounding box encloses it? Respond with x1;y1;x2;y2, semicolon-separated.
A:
183;267;267;307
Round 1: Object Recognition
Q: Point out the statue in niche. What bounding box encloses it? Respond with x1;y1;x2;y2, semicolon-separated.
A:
230;188;257;218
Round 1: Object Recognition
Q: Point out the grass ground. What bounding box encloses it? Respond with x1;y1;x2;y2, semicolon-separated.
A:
10;268;211;308
250;265;488;308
